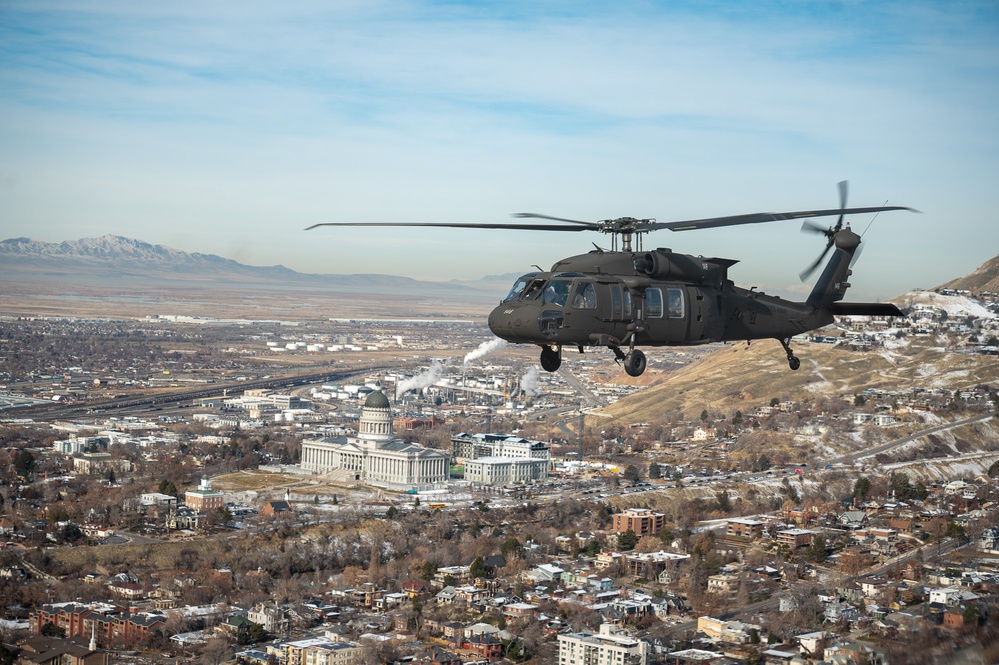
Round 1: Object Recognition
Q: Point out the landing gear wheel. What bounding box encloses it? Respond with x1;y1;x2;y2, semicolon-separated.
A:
778;337;800;371
540;346;561;372
624;349;647;377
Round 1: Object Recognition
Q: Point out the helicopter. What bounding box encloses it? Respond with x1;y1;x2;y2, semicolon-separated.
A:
308;182;916;377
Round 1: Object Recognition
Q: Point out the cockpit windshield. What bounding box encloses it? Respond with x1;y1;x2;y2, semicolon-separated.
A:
502;272;540;303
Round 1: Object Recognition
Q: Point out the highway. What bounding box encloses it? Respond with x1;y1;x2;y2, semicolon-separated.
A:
7;364;391;420
832;411;994;466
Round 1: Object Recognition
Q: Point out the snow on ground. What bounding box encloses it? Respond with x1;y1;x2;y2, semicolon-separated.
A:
881;335;911;351
879;450;999;482
810;436;842;458
805;380;835;394
903;291;996;319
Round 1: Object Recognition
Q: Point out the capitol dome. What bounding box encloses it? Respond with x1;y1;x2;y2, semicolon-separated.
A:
364;389;391;410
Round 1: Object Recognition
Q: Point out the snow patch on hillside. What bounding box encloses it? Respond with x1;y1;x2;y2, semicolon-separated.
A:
901;291;995;319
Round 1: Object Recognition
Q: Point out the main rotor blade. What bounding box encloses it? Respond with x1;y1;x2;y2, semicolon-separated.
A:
512;213;601;227
306;221;594;232
663;205;917;232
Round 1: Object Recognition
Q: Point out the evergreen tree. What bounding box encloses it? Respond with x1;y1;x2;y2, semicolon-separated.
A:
469;556;488;579
616;529;638;551
14;450;34;478
420;560;437;582
806;534;828;563
715;490;732;513
502;537;523;559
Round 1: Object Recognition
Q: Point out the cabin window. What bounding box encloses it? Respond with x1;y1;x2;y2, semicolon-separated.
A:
667;287;685;318
613;286;633;318
645;288;663;318
571;282;597;309
542;279;571;307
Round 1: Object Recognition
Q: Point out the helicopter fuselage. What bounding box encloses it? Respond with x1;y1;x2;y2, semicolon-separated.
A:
487;247;837;373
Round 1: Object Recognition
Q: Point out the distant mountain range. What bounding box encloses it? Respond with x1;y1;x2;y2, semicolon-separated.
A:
0;235;511;295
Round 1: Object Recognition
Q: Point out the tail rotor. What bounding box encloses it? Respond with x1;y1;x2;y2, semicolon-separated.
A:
799;180;850;281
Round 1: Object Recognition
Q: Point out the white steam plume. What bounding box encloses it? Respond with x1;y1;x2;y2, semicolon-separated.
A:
463;338;507;364
396;360;446;398
521;365;540;397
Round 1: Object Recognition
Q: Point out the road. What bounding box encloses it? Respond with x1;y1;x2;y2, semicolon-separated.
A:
833;412;994;466
9;365;390;420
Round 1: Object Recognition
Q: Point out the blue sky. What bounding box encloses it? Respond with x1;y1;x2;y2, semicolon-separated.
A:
1;0;997;301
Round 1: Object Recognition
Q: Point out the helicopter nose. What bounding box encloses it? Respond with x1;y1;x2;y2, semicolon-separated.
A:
488;303;535;342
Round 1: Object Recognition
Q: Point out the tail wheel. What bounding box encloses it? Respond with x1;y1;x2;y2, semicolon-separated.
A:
624;350;647;377
540;346;561;372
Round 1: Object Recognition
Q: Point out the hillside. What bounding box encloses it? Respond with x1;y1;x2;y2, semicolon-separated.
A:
938;253;999;293
597;334;999;424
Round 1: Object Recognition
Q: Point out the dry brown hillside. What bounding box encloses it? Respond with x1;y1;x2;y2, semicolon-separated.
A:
939;254;999;293
597;336;999;424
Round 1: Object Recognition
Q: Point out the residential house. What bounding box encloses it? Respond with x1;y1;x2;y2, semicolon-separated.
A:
706;574;740;595
248;602;290;635
460;633;503;660
503;603;539;620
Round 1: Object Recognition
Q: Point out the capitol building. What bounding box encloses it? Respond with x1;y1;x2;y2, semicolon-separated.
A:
301;389;449;490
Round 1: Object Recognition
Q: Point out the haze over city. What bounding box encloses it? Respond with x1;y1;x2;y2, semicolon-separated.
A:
2;1;998;301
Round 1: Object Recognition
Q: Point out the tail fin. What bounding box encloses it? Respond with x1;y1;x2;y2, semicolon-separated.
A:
805;228;861;309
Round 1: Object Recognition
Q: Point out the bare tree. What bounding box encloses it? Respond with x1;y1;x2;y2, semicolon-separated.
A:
199;636;232;665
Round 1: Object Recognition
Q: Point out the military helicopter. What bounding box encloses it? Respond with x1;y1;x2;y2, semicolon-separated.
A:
308;182;915;377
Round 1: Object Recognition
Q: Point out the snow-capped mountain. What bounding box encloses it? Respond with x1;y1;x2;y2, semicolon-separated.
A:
0;235;297;278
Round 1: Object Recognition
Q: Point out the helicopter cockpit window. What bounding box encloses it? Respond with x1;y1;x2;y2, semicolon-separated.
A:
543;279;571;307
503;273;540;303
667;287;685;318
522;279;546;301
645;287;663;318
571;282;597;309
